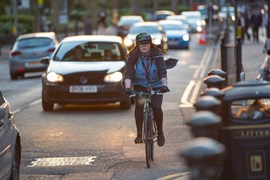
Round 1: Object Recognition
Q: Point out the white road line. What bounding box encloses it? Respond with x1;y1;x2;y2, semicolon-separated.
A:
180;47;214;107
190;80;203;104
156;172;190;180
28;156;97;167
180;80;195;106
193;47;211;79
13;99;41;114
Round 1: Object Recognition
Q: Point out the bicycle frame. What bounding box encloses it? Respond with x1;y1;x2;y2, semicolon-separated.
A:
130;89;163;168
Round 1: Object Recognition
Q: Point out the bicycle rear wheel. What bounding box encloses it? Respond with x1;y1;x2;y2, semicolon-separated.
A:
144;110;154;168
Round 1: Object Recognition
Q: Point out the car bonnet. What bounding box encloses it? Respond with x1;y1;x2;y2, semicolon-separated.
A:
47;61;125;74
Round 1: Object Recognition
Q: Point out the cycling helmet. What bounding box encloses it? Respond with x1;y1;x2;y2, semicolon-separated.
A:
135;32;152;45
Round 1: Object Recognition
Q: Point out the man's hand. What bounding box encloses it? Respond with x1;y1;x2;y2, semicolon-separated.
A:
124;88;133;95
159;86;170;93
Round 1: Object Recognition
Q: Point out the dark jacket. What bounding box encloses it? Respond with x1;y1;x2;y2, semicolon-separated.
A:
124;46;167;82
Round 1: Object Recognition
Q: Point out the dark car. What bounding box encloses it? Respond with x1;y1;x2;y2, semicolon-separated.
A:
9;32;59;80
116;15;144;38
41;35;131;111
0;91;21;180
123;21;168;51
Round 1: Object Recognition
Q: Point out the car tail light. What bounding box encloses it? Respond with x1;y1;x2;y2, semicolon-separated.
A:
16;68;25;73
47;48;55;53
10;51;21;57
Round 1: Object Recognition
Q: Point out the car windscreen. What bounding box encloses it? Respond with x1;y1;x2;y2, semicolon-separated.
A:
161;23;185;31
129;25;160;34
119;18;142;26
18;37;52;49
53;41;125;62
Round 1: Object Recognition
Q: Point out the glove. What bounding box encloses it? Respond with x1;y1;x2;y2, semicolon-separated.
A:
124;88;133;95
159;86;170;93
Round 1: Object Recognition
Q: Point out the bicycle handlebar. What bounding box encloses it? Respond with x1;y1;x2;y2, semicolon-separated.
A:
129;89;169;98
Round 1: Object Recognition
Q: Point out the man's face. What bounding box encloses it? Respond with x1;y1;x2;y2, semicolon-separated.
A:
138;43;151;54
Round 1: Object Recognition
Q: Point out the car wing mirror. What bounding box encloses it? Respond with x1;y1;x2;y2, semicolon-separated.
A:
40;57;50;65
165;58;178;69
0;107;6;120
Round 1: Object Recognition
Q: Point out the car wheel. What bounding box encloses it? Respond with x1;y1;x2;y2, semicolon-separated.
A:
120;98;131;109
10;73;18;80
42;98;54;111
10;141;21;180
18;73;25;79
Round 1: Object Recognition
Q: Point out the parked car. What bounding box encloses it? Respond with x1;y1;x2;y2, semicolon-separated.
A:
116;15;144;38
124;21;168;51
218;6;235;22
41;35;131;111
153;10;175;21
181;11;205;33
197;4;219;23
9;32;59;80
0;91;21;180
165;15;191;32
159;20;190;49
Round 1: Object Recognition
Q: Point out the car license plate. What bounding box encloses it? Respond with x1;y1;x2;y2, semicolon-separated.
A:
168;40;179;46
27;61;42;66
69;86;97;93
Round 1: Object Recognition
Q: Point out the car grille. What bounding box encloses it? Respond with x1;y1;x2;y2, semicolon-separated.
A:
66;92;119;99
168;38;181;41
64;72;107;85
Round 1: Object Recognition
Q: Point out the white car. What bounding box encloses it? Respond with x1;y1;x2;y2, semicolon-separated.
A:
41;35;131;111
124;21;168;51
166;15;191;32
181;11;205;33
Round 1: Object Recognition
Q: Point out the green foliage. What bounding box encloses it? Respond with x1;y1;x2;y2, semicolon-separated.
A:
0;14;34;43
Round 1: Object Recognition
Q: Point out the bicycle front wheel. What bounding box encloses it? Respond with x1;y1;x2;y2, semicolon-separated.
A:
144;110;154;168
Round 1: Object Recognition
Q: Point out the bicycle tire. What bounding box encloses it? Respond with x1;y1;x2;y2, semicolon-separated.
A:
144;110;152;168
150;109;156;161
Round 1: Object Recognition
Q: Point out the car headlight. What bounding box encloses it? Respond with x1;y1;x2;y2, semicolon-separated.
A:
197;26;202;32
124;38;134;47
183;34;189;41
46;72;64;83
152;38;161;45
104;72;123;82
196;21;202;26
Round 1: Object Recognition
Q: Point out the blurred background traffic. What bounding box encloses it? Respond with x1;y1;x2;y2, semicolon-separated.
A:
0;0;268;46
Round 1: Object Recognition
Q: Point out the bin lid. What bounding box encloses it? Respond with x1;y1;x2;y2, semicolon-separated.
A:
222;80;270;102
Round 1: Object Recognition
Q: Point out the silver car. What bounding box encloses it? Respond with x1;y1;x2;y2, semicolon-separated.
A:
0;91;21;180
9;32;59;80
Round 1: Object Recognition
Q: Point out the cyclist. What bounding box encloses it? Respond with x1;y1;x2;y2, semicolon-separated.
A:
124;32;169;146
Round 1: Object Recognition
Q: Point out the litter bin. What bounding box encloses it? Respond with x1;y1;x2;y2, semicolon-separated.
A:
219;80;270;180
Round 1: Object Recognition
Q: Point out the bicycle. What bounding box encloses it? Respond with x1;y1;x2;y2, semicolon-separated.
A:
130;89;168;168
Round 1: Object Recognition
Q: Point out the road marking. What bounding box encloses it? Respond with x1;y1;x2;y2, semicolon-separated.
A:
156;172;190;180
28;156;97;167
180;47;214;107
180;80;195;106
13;99;41;114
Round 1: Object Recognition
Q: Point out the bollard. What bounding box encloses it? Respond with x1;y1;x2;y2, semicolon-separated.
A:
194;95;222;114
201;87;225;101
186;111;221;139
180;137;225;180
207;69;227;79
204;75;225;89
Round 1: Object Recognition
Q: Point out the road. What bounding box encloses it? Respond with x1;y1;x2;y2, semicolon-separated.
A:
0;34;219;179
